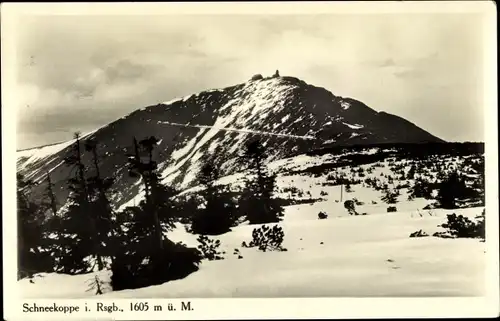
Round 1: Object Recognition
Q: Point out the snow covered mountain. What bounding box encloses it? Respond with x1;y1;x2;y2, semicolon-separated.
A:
17;75;443;211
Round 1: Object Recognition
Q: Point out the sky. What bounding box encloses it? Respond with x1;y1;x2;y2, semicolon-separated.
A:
13;9;490;150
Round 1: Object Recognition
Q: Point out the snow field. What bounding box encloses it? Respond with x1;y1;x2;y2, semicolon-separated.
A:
19;204;485;298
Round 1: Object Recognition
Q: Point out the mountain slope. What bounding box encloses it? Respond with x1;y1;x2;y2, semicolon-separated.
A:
16;75;443;211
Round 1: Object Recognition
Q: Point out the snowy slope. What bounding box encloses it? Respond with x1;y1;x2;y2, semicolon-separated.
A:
19;205;485;298
17;128;103;183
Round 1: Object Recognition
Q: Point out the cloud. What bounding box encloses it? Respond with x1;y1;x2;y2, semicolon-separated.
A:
393;68;425;79
14;13;487;149
379;58;396;68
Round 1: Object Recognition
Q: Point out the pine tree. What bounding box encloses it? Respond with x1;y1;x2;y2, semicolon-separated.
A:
437;171;469;209
44;171;58;218
56;132;104;273
126;136;177;251
191;158;237;235
239;140;284;224
39;170;64;263
17;174;49;279
84;139;118;265
111;136;201;291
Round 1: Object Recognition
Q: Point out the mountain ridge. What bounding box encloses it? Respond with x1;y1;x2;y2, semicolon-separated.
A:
17;74;444;211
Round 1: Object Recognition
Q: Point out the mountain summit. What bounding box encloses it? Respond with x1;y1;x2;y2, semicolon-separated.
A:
17;74;443;209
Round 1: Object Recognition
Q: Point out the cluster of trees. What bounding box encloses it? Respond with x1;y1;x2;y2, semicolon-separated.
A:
17;133;122;279
437;171;481;209
17;134;284;291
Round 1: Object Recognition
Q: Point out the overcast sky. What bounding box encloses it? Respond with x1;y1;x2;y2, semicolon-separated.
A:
14;11;488;149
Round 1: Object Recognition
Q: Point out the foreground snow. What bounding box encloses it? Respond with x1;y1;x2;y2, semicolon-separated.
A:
19;205;485;298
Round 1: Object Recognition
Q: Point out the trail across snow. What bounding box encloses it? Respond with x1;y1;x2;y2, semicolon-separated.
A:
157;121;317;140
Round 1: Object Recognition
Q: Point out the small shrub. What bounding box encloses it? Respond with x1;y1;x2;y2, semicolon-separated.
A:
409;229;429;238
320;190;328;196
250;74;263;81
438;212;485;239
318;212;328;219
247;225;286;252
233;248;244;259
344;200;357;215
197;235;224;261
387;206;397;213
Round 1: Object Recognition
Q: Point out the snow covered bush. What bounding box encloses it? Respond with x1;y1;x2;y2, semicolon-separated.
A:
409;229;429;238
245;225;286;252
432;231;453;238
437;212;485;239
197;235;225;261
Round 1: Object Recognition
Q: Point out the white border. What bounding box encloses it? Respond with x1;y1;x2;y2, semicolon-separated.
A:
2;1;498;320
